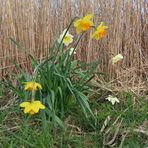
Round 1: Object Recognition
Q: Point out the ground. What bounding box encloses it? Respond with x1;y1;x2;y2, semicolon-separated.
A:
0;85;148;147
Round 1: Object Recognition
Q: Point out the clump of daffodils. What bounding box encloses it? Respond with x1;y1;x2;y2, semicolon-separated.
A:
58;14;108;47
111;54;123;64
58;29;73;46
20;81;45;115
20;14;109;117
105;95;120;105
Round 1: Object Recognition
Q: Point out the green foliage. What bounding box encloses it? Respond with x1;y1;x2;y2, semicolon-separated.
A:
0;90;147;147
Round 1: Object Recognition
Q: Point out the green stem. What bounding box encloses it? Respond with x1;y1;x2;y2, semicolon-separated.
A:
68;33;84;62
31;88;35;102
31;76;37;102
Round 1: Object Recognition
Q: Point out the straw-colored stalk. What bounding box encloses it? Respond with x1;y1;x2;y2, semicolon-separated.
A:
0;0;147;90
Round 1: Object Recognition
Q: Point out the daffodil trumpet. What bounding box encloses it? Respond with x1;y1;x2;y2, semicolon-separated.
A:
58;29;73;46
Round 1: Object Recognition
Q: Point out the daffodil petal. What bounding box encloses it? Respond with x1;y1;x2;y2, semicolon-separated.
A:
84;14;93;20
112;54;123;64
34;101;45;109
58;29;73;46
106;95;119;105
20;102;30;107
39;104;45;109
24;106;31;113
33;106;40;113
36;83;42;90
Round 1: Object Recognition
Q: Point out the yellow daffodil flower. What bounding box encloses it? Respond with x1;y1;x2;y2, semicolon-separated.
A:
106;95;119;105
92;22;108;40
74;14;94;34
111;54;123;64
20;100;45;115
58;29;73;46
23;81;42;91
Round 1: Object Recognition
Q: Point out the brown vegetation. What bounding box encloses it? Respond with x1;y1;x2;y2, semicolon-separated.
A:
0;0;147;90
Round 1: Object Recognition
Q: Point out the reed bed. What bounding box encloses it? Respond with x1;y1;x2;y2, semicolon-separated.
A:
0;0;147;90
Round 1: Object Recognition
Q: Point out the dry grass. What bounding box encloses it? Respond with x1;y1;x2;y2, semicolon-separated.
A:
0;0;147;89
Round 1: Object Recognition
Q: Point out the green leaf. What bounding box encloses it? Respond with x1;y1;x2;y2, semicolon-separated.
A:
55;115;65;129
74;89;94;118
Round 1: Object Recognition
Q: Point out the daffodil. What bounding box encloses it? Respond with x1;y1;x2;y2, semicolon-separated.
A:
92;22;108;40
20;100;45;115
23;81;42;91
74;14;94;34
58;29;73;46
111;54;123;64
106;95;119;105
69;48;76;55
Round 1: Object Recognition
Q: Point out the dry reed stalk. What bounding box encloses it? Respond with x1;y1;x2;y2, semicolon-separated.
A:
0;0;147;90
